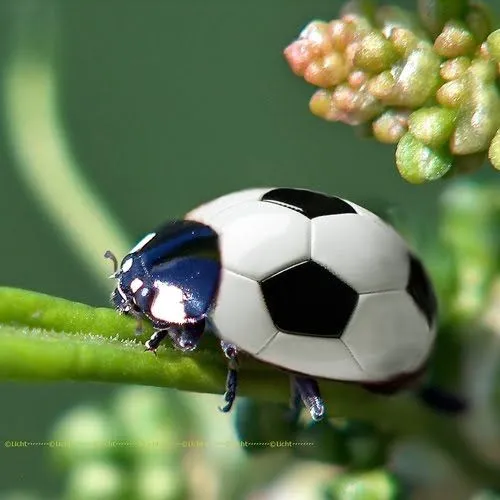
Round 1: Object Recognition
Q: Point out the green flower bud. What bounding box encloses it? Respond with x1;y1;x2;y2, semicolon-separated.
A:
284;40;319;76
341;13;373;40
304;52;349;87
436;79;467;108
235;399;299;454
299;21;334;53
324;469;403;500
372;109;409;144
310;89;339;120
332;84;383;125
440;56;470;81
389;28;423;58
434;21;477;58
328;20;358;51
366;71;395;101
468;58;497;82
284;21;334;77
354;32;399;73
450;61;500;155
408;107;457;148
348;69;369;89
347;69;368;90
390;48;441;107
396;132;452;183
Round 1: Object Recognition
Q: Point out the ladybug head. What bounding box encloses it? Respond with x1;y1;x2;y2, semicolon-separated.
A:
105;250;146;315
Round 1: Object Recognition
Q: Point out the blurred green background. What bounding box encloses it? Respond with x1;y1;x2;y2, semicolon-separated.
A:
0;0;497;497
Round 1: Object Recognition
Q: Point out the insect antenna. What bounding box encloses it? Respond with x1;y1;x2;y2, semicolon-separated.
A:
104;250;119;277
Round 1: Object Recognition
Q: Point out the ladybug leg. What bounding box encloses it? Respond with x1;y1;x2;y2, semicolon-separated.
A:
145;330;168;353
292;375;325;421
168;319;206;352
287;377;303;423
218;341;239;413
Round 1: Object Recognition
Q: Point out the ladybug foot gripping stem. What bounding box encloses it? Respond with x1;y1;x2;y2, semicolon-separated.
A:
144;330;168;353
144;320;206;354
219;340;239;413
291;375;325;421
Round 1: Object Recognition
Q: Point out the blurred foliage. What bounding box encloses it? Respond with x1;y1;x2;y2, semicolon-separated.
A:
323;469;405;500
234;399;300;454
50;387;192;500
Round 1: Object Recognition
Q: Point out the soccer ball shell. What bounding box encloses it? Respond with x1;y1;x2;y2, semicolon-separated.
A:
186;188;437;383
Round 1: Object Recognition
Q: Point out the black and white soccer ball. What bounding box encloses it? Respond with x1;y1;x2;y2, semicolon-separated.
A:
186;187;437;385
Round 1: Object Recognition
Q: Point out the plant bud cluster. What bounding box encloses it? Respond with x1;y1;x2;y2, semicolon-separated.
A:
284;0;500;183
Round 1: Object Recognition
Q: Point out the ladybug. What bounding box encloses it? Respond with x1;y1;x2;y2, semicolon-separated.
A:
106;188;465;420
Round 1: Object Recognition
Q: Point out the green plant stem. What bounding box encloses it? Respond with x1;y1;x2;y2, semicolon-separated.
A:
1;286;500;488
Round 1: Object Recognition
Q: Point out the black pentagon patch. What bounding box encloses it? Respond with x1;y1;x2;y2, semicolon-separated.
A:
261;188;356;219
260;261;359;337
406;254;437;327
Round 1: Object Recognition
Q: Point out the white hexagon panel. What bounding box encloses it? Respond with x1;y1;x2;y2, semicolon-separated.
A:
185;188;272;225
206;201;311;281
210;269;278;355
311;214;410;294
257;332;367;381
342;291;435;380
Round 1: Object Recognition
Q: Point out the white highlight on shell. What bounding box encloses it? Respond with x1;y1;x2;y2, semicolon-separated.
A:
121;258;133;273
150;281;186;324
130;278;143;293
129;232;156;253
